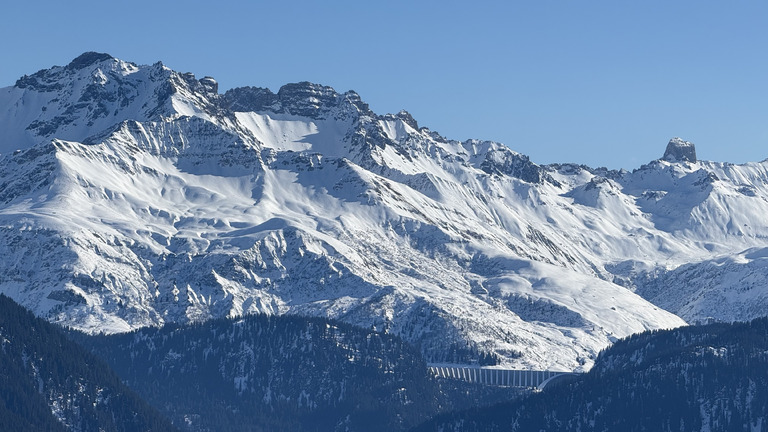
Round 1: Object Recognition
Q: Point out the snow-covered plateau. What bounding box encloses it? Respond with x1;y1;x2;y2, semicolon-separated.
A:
2;52;766;371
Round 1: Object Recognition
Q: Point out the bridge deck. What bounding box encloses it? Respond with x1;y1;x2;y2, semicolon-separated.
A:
428;365;573;388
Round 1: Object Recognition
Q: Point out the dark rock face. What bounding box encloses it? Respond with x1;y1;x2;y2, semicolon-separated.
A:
223;82;342;118
199;76;218;94
395;110;419;130
222;86;279;112
480;146;560;185
223;82;370;120
65;51;115;71
276;81;340;118
663;137;697;162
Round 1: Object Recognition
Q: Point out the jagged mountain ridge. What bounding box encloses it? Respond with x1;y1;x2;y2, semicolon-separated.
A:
2;52;767;370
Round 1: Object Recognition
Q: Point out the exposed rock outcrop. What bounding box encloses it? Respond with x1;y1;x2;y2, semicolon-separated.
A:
663;137;697;162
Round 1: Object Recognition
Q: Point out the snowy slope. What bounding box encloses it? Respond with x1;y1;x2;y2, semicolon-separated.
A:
634;247;768;323
2;52;766;371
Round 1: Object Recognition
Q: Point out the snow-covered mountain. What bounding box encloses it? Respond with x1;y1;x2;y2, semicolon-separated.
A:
1;52;766;371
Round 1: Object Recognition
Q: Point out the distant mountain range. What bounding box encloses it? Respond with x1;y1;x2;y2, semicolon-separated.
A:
2;52;768;371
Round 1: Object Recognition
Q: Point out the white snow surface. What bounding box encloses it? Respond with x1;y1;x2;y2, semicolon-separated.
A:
3;53;767;371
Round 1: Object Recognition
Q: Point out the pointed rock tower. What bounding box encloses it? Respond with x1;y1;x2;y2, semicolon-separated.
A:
662;137;697;163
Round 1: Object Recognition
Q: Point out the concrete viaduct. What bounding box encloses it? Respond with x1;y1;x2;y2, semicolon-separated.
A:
428;365;577;389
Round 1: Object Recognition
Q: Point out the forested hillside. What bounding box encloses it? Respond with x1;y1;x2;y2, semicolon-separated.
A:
76;314;443;431
417;318;768;431
0;295;176;432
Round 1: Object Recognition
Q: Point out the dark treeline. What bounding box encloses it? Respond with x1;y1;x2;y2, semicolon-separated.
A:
73;313;443;431
0;292;526;432
0;294;177;432
416;318;768;431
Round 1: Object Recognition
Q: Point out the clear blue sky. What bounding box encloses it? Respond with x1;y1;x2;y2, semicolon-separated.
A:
2;0;766;169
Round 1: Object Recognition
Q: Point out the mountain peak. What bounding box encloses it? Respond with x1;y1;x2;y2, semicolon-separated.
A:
276;81;342;117
223;81;370;120
662;137;697;163
396;110;419;129
199;76;218;94
65;51;116;71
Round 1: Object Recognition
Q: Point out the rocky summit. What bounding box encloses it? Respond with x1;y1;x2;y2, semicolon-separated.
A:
1;53;768;371
663;137;697;162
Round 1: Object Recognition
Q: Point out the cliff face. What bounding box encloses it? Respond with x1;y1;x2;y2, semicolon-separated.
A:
663;137;698;162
